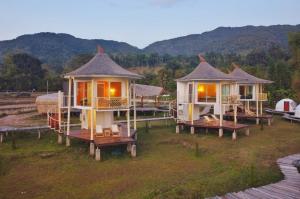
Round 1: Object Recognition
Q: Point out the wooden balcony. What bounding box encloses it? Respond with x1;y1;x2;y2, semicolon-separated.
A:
95;97;129;109
222;95;240;104
258;93;268;101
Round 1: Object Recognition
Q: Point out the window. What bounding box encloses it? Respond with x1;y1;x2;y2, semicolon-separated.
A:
110;82;121;97
222;84;230;97
197;84;216;102
97;81;109;98
239;85;253;99
188;84;193;103
76;82;91;106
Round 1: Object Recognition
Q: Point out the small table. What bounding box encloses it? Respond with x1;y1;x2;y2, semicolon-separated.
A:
103;128;112;137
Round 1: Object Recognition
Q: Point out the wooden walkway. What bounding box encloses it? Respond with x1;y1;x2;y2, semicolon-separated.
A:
207;153;300;199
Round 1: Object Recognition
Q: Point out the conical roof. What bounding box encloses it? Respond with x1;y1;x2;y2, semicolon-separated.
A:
176;55;238;81
229;65;273;84
65;46;142;79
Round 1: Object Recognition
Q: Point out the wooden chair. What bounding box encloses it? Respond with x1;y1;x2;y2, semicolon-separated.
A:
203;116;213;123
210;114;219;121
111;124;120;137
245;109;256;116
95;125;104;137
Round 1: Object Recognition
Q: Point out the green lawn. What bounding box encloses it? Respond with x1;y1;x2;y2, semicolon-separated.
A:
0;117;300;199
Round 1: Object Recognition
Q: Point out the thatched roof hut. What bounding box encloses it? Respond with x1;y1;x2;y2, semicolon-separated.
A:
229;66;273;84
36;93;58;114
65;47;143;79
176;55;238;82
135;84;164;97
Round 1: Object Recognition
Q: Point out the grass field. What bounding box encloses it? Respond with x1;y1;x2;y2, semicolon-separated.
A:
0;117;300;199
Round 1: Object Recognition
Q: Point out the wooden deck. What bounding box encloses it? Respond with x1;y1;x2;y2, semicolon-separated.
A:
179;119;249;131
177;119;250;140
69;129;136;147
225;112;273;120
207;153;300;199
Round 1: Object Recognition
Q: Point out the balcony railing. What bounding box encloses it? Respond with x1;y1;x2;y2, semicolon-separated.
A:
61;95;74;107
258;93;268;101
96;97;128;109
222;95;240;104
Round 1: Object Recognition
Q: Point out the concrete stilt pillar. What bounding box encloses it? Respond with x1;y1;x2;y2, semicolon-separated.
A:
148;122;152;128
95;147;101;161
38;130;41;140
66;136;71;147
176;125;180;134
0;133;3;143
190;126;195;134
245;128;250;136
256;118;260;125
268;119;271;126
127;143;132;152
180;125;184;131
89;142;95;156
232;130;237;140
117;110;120;118
206;128;208;134
5;131;8;136
134;133;137;140
58;133;63;144
131;144;136;157
218;129;223;138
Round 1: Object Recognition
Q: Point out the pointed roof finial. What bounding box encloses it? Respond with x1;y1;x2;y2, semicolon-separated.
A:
198;54;206;62
97;45;104;54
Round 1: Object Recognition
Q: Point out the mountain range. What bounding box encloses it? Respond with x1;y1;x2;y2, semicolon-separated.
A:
0;24;299;69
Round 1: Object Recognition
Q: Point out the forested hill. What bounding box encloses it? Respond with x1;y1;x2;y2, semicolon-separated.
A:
0;32;140;70
143;25;300;55
1;25;300;70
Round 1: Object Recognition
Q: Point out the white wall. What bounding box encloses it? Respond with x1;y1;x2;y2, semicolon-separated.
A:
96;111;114;128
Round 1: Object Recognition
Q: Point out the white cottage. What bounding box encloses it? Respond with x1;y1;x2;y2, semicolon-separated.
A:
58;46;143;160
229;65;273;124
176;56;248;139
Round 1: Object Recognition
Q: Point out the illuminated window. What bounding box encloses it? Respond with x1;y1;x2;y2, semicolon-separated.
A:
239;85;253;99
110;82;121;97
76;82;91;106
97;81;109;97
197;84;216;102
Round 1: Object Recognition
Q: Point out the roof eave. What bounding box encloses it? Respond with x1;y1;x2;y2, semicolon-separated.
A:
64;74;143;79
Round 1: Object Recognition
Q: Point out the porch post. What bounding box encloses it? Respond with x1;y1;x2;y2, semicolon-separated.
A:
90;79;95;141
192;81;195;124
127;109;130;137
256;84;259;124
260;84;263;116
66;77;72;146
190;81;195;134
234;104;237;124
133;81;137;131
58;90;62;132
219;82;223;127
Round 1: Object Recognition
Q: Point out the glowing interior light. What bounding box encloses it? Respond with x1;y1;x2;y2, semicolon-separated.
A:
198;85;204;92
110;88;116;96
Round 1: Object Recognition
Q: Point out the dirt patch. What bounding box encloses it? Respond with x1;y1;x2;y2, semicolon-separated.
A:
0;112;46;127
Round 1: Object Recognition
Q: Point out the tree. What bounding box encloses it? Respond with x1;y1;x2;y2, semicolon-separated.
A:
288;32;300;100
1;53;45;91
63;54;93;73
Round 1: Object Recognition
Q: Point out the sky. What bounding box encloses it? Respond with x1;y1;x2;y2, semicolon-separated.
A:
0;0;299;48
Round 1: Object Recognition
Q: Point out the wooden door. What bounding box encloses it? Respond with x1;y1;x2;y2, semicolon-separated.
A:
284;101;290;112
